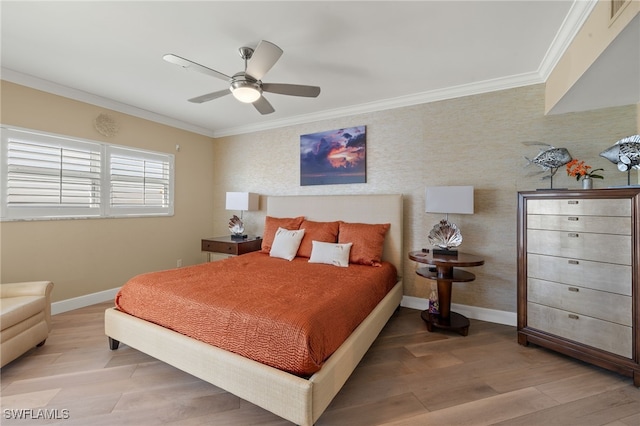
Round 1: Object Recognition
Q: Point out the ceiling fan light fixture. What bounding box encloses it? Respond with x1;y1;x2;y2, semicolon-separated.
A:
231;79;262;103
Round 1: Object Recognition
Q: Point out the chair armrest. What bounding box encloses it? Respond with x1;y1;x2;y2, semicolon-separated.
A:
1;281;54;299
1;281;54;330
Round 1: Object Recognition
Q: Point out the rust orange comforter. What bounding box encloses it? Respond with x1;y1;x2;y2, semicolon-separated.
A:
115;252;397;376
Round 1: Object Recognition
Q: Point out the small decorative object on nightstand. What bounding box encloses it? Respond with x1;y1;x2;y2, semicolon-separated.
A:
225;192;259;239
202;235;262;261
425;186;474;256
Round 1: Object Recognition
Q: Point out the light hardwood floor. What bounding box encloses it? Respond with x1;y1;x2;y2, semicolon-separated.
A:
1;302;639;425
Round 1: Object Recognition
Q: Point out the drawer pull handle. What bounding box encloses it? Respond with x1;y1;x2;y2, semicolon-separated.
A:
568;217;579;221
568;200;579;205
568;233;579;238
568;314;579;320
568;260;580;265
568;287;579;292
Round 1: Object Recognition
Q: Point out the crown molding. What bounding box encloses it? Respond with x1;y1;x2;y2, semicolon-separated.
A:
537;0;598;81
213;71;544;137
1;68;217;137
2;1;593;139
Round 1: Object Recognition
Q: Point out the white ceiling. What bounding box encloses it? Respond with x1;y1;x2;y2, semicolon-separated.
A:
1;1;633;138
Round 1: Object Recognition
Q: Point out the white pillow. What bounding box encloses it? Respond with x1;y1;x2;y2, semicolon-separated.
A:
269;227;305;261
308;241;352;267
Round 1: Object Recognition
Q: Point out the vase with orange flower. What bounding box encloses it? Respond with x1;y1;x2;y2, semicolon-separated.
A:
566;159;604;189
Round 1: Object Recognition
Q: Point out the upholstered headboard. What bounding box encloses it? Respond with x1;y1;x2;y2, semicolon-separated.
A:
267;194;403;273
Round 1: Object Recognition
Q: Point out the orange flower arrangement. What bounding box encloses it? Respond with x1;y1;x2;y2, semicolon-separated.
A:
566;159;604;181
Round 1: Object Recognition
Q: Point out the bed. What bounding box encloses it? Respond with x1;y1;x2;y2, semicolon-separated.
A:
104;194;403;425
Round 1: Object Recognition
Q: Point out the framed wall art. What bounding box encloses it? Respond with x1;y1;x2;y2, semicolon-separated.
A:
300;126;366;186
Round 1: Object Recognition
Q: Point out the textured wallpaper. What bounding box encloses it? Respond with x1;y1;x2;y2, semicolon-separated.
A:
213;84;638;314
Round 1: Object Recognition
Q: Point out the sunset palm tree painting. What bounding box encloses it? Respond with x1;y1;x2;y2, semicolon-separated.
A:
300;126;366;186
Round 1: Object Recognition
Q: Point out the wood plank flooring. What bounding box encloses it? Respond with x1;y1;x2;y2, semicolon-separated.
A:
1;303;639;425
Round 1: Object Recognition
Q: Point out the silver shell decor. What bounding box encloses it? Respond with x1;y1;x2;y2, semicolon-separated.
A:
428;219;463;249
228;215;244;236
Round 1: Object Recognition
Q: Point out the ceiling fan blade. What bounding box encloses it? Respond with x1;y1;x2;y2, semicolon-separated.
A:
253;96;275;115
262;83;321;98
245;41;283;80
163;53;231;82
188;89;230;104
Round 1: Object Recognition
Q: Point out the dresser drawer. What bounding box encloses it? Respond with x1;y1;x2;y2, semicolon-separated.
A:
527;254;631;295
527;198;631;216
527;278;632;326
527;229;631;265
527;214;630;235
527;303;632;358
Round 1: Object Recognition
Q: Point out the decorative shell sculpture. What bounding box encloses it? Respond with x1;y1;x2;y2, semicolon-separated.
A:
228;215;244;236
428;219;463;250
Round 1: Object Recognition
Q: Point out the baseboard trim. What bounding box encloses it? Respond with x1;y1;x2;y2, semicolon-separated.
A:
401;295;517;327
52;287;120;315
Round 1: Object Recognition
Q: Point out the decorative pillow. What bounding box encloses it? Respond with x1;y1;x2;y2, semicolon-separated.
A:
338;222;390;266
270;227;306;261
308;241;352;267
261;216;305;253
297;220;340;258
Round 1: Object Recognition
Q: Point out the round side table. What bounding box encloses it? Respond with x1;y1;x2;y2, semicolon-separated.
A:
409;250;484;336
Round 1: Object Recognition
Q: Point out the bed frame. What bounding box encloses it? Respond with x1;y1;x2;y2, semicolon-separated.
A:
105;194;403;425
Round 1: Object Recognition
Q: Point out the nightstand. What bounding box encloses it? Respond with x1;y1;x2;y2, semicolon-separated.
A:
409;250;484;336
201;235;263;261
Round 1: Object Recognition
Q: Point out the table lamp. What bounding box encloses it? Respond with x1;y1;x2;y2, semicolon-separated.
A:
225;192;259;239
425;186;474;256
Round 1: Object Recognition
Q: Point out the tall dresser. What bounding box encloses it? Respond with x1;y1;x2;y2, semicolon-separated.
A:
517;188;640;386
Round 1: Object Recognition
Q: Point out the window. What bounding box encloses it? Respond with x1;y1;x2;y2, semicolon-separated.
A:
108;146;173;216
1;126;174;220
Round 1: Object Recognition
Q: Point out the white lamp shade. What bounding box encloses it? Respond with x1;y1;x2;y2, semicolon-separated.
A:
425;186;474;214
225;192;259;211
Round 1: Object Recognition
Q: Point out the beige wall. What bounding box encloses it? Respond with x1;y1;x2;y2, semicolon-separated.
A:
0;81;215;302
213;84;637;313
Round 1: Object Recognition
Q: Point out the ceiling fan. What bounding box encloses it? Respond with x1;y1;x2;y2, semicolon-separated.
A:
163;40;321;115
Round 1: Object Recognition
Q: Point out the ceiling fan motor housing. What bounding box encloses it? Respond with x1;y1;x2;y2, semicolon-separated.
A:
230;73;262;103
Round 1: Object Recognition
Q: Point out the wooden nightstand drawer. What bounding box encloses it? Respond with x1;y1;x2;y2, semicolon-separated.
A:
202;240;239;254
201;236;263;258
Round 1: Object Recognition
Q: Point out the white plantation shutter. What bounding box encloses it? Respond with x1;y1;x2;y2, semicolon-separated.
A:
1;126;174;220
1;128;102;219
108;146;174;216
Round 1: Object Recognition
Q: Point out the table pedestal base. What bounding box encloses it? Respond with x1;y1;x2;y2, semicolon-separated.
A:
421;310;469;336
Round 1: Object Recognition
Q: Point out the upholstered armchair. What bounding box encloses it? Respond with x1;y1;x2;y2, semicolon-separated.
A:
1;281;54;367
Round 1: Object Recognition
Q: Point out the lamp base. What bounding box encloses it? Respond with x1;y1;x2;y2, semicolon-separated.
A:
432;248;458;257
231;234;248;240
